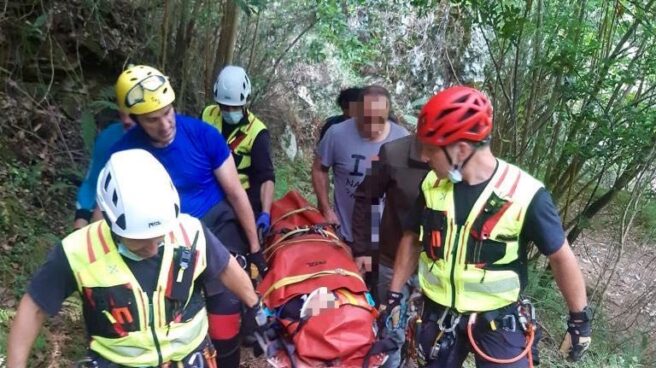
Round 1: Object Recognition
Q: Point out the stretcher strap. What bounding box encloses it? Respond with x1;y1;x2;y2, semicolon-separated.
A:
262;269;364;301
270;206;320;229
264;227;340;256
265;238;349;261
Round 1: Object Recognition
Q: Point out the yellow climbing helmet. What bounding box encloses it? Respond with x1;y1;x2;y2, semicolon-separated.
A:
115;65;175;115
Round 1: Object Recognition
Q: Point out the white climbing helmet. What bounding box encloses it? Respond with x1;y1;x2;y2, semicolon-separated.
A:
96;149;180;239
213;65;251;106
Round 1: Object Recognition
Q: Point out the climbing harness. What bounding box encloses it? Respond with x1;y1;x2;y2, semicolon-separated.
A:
467;299;536;368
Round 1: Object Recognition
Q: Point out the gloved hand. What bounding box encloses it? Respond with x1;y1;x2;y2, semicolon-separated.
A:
247;250;269;277
242;300;269;336
560;308;592;361
377;291;403;332
256;212;271;237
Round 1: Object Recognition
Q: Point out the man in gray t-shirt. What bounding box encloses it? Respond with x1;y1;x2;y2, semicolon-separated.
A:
312;85;409;243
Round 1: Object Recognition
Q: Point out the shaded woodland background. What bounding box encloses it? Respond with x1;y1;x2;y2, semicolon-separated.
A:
1;0;655;366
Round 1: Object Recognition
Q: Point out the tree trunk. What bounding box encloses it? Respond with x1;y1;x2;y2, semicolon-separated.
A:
566;156;649;244
213;0;241;79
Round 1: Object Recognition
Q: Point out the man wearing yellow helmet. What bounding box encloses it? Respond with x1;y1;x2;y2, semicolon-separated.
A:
111;65;266;368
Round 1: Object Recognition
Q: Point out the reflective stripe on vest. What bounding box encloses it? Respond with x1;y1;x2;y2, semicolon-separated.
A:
201;105;267;190
417;159;544;313
62;214;208;366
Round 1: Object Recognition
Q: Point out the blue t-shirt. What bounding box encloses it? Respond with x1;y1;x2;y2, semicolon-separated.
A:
76;122;126;212
110;114;231;218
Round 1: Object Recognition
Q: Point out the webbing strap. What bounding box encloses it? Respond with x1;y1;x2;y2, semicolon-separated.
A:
269;206;320;229
264;238;348;261
262;268;364;301
264;227;340;256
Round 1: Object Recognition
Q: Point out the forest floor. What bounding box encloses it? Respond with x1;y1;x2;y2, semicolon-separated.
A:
575;230;656;356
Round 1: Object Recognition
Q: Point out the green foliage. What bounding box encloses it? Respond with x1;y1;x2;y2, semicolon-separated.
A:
523;267;652;367
79;110;96;154
274;154;314;202
0;159;68;298
637;198;656;231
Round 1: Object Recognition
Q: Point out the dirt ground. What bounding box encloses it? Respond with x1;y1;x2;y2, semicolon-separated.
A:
241;348;268;368
574;229;656;356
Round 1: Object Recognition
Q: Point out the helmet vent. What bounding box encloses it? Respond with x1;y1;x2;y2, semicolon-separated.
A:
462;108;478;121
126;70;132;74
455;95;470;104
147;71;152;76
104;173;112;190
240;93;245;101
163;87;168;94
116;214;126;230
437;107;459;120
112;190;118;206
174;203;180;217
130;77;137;81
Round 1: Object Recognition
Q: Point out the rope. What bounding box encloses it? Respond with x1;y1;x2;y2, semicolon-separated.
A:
466;313;535;367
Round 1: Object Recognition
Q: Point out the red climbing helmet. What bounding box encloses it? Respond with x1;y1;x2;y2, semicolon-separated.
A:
417;86;493;147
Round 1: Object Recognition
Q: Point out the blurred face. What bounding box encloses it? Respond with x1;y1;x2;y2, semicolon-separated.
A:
420;142;449;178
358;95;390;140
419;141;464;178
136;104;176;147
121;236;165;259
346;101;359;118
219;104;241;112
118;110;136;130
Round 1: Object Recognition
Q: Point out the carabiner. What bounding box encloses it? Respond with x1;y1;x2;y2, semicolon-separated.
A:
437;308;461;333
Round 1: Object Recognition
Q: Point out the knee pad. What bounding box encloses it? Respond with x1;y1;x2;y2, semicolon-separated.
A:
208;312;241;340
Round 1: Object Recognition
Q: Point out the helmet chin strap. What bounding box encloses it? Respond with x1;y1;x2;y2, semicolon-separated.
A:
442;146;477;184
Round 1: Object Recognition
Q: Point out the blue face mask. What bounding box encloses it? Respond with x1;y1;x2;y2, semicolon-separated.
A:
117;241;164;262
223;110;244;125
118;242;144;261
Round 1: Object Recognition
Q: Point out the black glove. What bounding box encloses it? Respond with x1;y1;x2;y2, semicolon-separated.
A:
560;307;592;361
376;291;403;332
247;250;269;277
242;301;269;337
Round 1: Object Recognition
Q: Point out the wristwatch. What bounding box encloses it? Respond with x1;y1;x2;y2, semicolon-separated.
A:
569;306;592;322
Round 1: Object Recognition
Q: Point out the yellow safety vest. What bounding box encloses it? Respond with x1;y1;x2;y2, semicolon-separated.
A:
201;105;267;190
62;215;209;367
417;159;544;313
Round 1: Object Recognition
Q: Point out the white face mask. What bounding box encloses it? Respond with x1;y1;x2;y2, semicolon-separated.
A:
443;146;464;184
222;110;244;125
447;167;463;183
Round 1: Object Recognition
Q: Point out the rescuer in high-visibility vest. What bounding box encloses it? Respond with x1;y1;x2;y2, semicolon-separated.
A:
7;149;267;368
201;65;275;238
110;65;268;368
377;86;592;367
